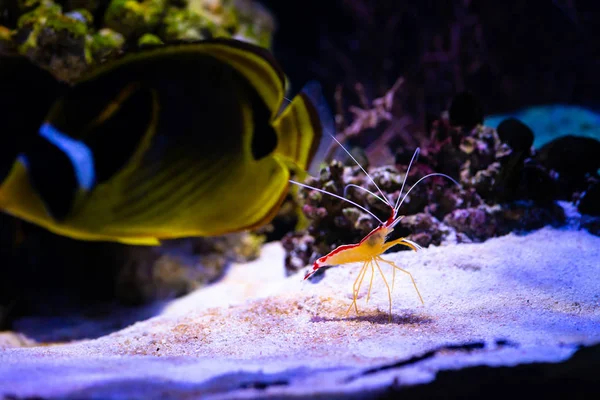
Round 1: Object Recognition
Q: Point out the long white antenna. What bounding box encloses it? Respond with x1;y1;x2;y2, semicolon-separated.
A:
394;147;420;212
395;172;460;215
289;180;384;225
343;184;388;207
330;135;393;209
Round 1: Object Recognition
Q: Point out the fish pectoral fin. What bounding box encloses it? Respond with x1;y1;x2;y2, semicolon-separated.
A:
116;236;161;246
272;81;335;175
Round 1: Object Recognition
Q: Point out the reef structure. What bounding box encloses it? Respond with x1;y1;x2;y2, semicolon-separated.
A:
283;90;598;275
0;0;275;82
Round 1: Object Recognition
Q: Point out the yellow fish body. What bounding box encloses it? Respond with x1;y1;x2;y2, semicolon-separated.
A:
0;39;333;245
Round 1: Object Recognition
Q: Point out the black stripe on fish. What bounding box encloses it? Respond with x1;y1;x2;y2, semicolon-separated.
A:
21;130;80;221
208;38;286;91
0;55;66;182
82;84;156;185
211;45;284;110
249;81;278;161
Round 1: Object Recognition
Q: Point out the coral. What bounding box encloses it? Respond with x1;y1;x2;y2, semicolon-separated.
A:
425;186;483;221
395;212;447;248
104;0;167;39
230;0;274;47
160;5;220;41
437;123;512;199
14;1;94;81
443;205;502;243
282;156;459;274
137;32;163;47
0;0;276;81
282;84;571;274
281;231;314;276
88;27;125;61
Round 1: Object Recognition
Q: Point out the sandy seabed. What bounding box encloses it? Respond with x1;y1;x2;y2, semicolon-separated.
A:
1;221;599;399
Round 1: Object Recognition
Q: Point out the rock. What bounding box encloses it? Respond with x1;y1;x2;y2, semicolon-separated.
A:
0;214;263;326
536;135;600;197
578;181;600;216
395;212;447;248
0;331;36;348
505;160;558;205
442;205;502;242
485;105;600;149
496;117;534;154
426;186;483;221
580;215;600;237
501;200;566;233
281;231;315;276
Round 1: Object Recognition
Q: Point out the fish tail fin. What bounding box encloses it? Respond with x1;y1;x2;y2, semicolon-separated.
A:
272;81;335;176
0;55;65;179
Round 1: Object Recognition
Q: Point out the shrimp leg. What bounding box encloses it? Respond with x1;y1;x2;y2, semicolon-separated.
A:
365;260;375;304
373;259;393;322
376;256;424;305
381;237;420;253
381;238;421;292
346;260;370;315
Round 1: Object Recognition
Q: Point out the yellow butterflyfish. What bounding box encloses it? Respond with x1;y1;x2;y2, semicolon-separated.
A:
0;38;334;246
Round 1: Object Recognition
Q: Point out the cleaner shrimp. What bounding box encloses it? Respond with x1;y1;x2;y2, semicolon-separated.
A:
290;136;459;322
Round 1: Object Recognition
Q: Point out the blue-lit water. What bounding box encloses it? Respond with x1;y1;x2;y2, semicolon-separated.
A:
484;105;600;149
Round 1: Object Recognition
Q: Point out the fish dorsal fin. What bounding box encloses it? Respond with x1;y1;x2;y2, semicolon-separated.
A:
272;81;335;174
187;39;287;117
78;39;287;120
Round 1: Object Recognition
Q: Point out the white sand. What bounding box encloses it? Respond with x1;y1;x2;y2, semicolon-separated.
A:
1;225;599;399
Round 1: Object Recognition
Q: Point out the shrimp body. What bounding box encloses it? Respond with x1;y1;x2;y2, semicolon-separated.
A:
309;226;388;271
304;208;424;321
